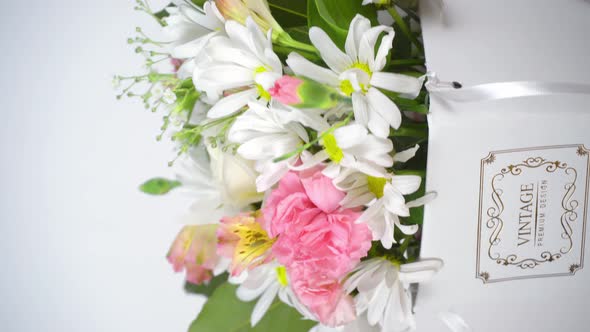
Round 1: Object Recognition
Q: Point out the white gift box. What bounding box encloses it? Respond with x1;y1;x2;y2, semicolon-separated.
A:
416;0;590;331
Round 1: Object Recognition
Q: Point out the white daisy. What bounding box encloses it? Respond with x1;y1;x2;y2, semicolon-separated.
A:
193;16;283;118
331;145;435;249
232;262;314;326
344;258;443;332
295;123;393;179
286;14;423;138
228;101;329;192
164;1;225;77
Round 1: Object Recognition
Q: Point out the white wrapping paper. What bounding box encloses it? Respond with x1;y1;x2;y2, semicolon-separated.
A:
416;1;590;331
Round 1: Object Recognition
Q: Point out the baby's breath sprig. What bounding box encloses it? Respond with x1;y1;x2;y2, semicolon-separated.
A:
134;0;168;27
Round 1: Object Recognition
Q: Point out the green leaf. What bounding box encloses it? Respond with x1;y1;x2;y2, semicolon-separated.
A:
285;25;311;44
184;273;228;297
139;178;181;195
307;0;378;49
268;0;308;28
189;283;316;332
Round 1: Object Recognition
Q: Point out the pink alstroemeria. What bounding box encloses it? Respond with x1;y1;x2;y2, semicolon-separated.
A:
167;224;220;285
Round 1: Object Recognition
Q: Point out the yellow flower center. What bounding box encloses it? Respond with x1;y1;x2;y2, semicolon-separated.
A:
232;217;275;267
256;84;271;101
253;66;271;101
322;133;344;163
351;62;372;77
367;176;387;198
339;62;372;96
275;266;288;286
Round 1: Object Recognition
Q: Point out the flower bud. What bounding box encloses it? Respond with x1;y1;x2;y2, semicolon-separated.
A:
215;0;284;39
269;75;343;109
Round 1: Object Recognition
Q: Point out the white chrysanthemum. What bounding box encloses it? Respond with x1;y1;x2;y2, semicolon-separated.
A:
344;258;443;332
193;17;283;118
331;145;435;249
164;1;225;77
174;145;262;224
232;262;314;326
228;101;329;192
286;14;423;138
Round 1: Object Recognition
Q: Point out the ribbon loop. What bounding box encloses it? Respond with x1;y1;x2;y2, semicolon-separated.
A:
425;73;590;103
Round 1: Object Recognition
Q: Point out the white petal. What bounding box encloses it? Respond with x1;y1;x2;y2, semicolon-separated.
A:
322;163;341;178
224;20;251;51
255;71;281;90
393;145;420;163
367;87;402;131
383;184;409;216
208;88;258;118
370;72;423;96
256;160;291;192
237;282;267;301
392;175;421;195
286;52;339;86
309;27;352;73
394;214;418;235
381;213;396;249
352;92;370;127
289;151;329;171
193;64;254;94
345;15;372;61
333;124;368;149
358;26;391;70
373;29;395;71
251;284;280;326
406;191;437;208
399;258;444;283
367;107;390;138
366;282;388;325
206;37;264;68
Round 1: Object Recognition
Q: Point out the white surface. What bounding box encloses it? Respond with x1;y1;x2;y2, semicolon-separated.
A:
0;1;205;331
417;0;590;331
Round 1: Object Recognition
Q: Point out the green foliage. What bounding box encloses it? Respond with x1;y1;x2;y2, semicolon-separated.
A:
307;0;379;49
189;283;316;332
139;178;181;195
184;273;228;297
268;0;308;28
173;78;200;116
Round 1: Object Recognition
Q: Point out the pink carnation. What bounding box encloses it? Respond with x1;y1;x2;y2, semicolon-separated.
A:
263;168;372;326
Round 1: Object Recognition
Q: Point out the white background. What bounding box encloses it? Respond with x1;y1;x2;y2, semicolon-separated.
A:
0;1;205;331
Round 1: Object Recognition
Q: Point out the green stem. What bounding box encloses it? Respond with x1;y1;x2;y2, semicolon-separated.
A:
387;6;424;54
283;38;317;54
273;45;321;63
398;235;413;257
273;112;354;163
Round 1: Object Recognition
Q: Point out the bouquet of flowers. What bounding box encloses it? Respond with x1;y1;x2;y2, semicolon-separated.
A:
115;0;443;330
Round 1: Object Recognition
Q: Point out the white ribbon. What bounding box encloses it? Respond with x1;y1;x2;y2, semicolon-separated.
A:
425;72;590;103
